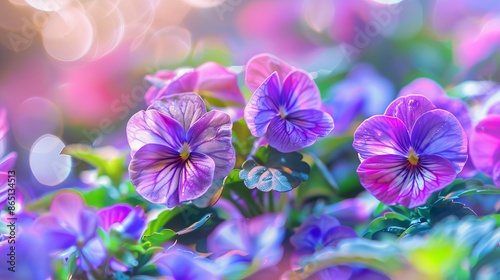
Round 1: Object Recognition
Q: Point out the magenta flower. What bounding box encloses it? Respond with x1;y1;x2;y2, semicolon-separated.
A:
470;115;500;186
399;78;476;177
244;70;334;153
98;204;146;240
127;93;235;207
353;95;468;208
144;62;245;120
245;53;295;92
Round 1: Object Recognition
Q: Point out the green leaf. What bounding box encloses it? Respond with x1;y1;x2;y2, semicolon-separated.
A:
222;170;263;217
429;200;476;224
141;229;176;248
176;213;213;235
294;154;338;206
364;212;411;239
61;144;126;186
437;178;500;200
239;145;310;192
232;118;255;166
398;222;431;240
143;208;181;237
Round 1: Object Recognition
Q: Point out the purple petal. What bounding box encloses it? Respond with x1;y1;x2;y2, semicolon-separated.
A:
245;53;294;92
195;62;246;106
493;161;500;187
244;72;280;137
179;152;215;202
398;78;447;100
188;110;235;179
432;97;473;135
148;93;207;132
0;108;7;141
290;215;340;251
322;226;358;248
312;266;353;280
282;70;322;112
126;110;185;157
80;237;106;271
129;144;183;206
470;115;500;176
144;70;177;105
286;109;334;137
155;245;220;280
266;116;320;153
384;95;436;132
353;116;411;161
0;152;17;205
411;109;468;172
50;191;97;241
32;215;77;251
98;204;133;231
357;154;456;208
98;204;146;239
165;70;198;95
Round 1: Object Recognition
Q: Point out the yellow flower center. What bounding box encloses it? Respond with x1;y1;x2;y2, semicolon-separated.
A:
179;142;190;161
408;147;419;166
279;106;287;119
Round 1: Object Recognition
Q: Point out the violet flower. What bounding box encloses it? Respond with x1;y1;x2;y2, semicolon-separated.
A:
153;245;220;280
353;95;468;208
469;115;500;186
127;93;235;207
207;213;286;278
399;78;476;177
98;204;146;240
32;191;106;271
290;214;357;279
244;70;334;153
245;53;295;92
144;62;246;121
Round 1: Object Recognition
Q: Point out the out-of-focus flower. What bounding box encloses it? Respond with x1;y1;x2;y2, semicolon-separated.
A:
153;245;220;280
399;78;476;177
324;64;394;134
144;62;246;121
98;204;146;240
322;192;380;226
207;213;286;278
32;191;106;271
353;95;468;208
290;214;357;280
127;93;235;207
0;230;51;280
244;70;334;152
470;115;500;186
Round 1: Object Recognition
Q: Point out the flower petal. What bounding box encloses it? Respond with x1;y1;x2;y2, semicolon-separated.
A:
0;108;7;141
266;116;319;153
49;191;95;238
244;72;280;137
470;115;500;176
357;154;456;208
148;93;207;132
188;110;235;179
384;95;436;133
493;161;500;187
411;109;468;172
129;144;183;206
0;152;17;205
398;78;447;100
126;110;185;157
245;53;294;92
433;97;473;134
178;152;215;202
286;109;334;137
196;62;246;106
282;70;322;112
353;115;411;161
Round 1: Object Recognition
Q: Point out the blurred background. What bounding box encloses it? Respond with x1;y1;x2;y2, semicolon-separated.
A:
0;0;499;201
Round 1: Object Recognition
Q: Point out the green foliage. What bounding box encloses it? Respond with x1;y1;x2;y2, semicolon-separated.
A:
61;144;127;187
240;145;310;192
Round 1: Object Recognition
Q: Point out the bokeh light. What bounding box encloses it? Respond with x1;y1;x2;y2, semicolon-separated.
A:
29;134;71;186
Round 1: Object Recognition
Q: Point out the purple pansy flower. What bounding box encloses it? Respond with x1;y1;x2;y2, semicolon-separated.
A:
470;115;500;186
353;95;468;208
399;78;476;177
32;191;106;271
127;93;235;207
244;70;334;153
98;204;146;240
245;53;295;92
144;62;246;121
153;245;220;280
290;214;357;280
207;213;286;278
